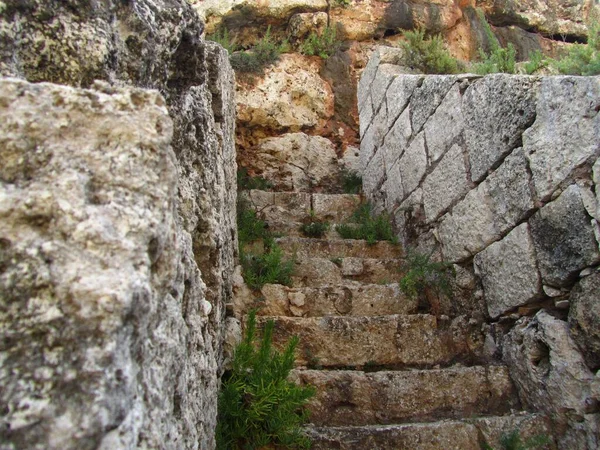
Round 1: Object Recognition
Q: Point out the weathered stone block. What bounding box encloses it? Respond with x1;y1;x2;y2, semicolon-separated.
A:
358;47;384;111
464;75;537;183
363;150;386;202
370;64;404;115
383;161;404;211
474;223;541;319
424;84;465;164
382;107;412;171
422;143;469;222
398;132;427;198
530;185;600;287
385;74;422;130
524;76;600;200
569;272;600;371
359;96;374;139
503;311;597;440
360;105;388;171
410;76;456;134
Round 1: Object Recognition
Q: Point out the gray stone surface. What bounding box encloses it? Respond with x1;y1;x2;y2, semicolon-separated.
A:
474;223;541;319
422;143;469;222
359;97;374;140
569;273;600;370
464;75;537;183
382;107;412;171
524;76;600;200
370;64;403;115
398;132;427;198
424;84;465;164
0;2;237;448
530;185;600;287
357;47;383;111
503;311;599;449
385;75;422;130
410;76;456;134
438;185;497;262
383;161;404;211
363;150;386;201
360;104;388;171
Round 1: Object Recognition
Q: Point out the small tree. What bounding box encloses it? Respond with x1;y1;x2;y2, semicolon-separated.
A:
216;311;315;450
399;28;460;74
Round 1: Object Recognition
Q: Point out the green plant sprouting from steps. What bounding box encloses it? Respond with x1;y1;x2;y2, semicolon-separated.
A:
482;429;550;450
238;197;295;290
238;167;273;191
300;25;342;59
336;203;398;245
217;311;315;450
399;250;455;300
340;169;362;194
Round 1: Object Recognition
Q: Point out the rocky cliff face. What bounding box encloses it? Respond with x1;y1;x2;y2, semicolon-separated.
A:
0;1;236;449
190;0;598;192
359;51;600;447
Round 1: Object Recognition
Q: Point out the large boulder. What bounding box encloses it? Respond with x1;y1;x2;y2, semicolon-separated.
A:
0;1;237;448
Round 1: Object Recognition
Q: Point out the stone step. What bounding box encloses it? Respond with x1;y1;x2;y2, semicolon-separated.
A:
276;237;403;260
241;190;361;225
305;413;554;450
257;315;483;369
290;257;401;287
257;283;418;317
290;366;518;426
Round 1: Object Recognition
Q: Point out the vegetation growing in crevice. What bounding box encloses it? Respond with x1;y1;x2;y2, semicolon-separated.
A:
336;203;397;245
523;50;548;74
300;25;342;59
206;27;239;55
472;9;516;74
340;169;362;194
553;20;600;75
399;28;461;74
216;311;315;450
238;167;273;191
482;429;550;450
399;250;455;300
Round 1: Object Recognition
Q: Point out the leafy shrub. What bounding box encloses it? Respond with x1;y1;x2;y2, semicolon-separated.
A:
473;9;516;74
482;429;550;450
238;167;273;191
333;0;351;7
230;26;289;74
216;311;315;450
340;169;362;194
399;28;460;74
300;26;342;59
553;21;600;75
523;49;548;75
336;203;397;245
206;27;239;54
300;220;329;238
399;251;455;300
241;244;295;290
237;198;269;247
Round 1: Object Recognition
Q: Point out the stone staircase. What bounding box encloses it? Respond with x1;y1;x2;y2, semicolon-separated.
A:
241;189;554;450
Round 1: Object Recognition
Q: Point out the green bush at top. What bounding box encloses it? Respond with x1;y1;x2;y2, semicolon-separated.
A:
336;203;397;245
230;26;290;73
472;9;516;74
399;250;455;300
216;311;315;450
300;26;342;59
482;429;550;450
553;20;600;75
399;28;460;74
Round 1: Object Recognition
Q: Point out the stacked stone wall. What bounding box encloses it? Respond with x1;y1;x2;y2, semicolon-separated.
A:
359;47;600;448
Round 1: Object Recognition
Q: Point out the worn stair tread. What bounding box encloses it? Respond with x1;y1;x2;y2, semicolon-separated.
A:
304;413;554;450
276;236;403;259
290;366;518;426
257;315;483;368
290;257;402;287
257;283;418;317
241;190;361;224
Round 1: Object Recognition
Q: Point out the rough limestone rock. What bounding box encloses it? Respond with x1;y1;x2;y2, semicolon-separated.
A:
0;1;237;448
236;54;334;132
463;75;537;183
288;12;329;40
569;272;600;371
474;223;541;319
524;76;600;201
503;311;599;449
245;133;339;191
529;185;600;287
0;79;192;450
478;0;598;39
